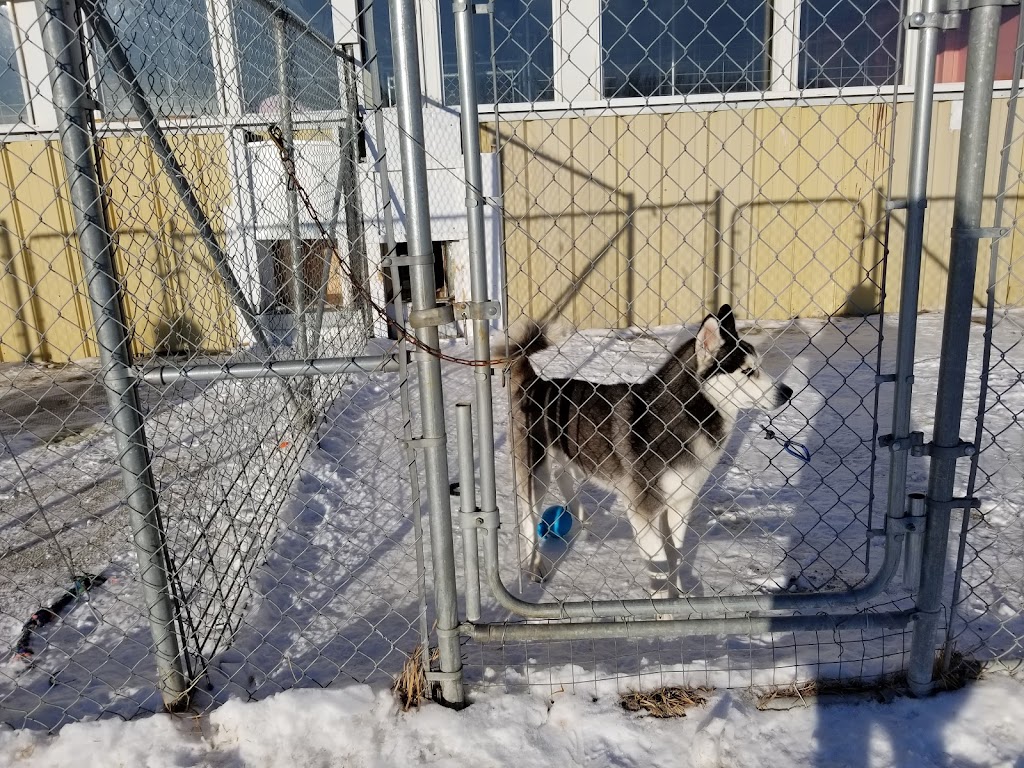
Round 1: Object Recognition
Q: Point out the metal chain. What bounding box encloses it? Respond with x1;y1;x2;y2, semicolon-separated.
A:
266;124;511;369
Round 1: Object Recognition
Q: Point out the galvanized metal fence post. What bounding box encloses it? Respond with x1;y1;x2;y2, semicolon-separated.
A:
273;11;309;358
387;0;465;706
908;2;1004;696
39;0;189;709
883;0;943;544
453;0;501;617
357;0;433;677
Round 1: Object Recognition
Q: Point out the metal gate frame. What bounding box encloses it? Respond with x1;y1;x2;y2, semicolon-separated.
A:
441;0;1016;701
43;0;1017;713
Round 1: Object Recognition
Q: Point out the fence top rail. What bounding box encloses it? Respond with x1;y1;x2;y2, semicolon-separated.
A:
140;354;402;386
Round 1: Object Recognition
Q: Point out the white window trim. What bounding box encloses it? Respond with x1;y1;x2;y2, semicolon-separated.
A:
552;0;601;102
770;0;801;92
418;0;444;102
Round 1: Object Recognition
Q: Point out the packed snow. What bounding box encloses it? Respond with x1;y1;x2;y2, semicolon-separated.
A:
3;672;1024;767
1;309;1022;760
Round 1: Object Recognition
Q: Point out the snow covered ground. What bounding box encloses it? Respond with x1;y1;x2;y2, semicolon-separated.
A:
0;309;1022;741
3;672;1024;767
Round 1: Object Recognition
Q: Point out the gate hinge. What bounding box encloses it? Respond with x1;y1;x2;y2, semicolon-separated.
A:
403;435;446;450
885;199;927;212
878;431;925;453
877;432;975;458
913;439;977;459
460;510;500;530
907;10;961;29
382;253;433;269
929;497;982;512
886;515;926;535
454;300;501;321
953;226;1011;241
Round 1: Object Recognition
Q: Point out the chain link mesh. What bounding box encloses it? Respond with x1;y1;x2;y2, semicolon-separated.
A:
945;16;1024;674
0;0;1022;732
0;0;431;730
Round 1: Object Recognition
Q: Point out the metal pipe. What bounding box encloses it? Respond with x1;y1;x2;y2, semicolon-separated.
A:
942;1;1024;674
388;0;465;706
339;48;371;330
462;610;913;643
359;0;432;678
883;0;942;555
456;403;482;622
903;492;927;593
478;513;906;619
141;353;401;385
273;12;308;359
246;0;351;64
41;0;189;709
83;0;274;359
908;4;1003;697
454;0;501;565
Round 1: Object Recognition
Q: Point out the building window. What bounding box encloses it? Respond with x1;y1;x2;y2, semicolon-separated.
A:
233;0;341;114
259;239;341;313
602;0;770;98
93;0;218;119
0;5;25;122
356;0;395;106
936;7;1021;83
799;0;903;89
381;241;451;339
439;0;555;106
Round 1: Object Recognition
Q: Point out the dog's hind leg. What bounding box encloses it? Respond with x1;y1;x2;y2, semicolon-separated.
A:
553;462;585;527
522;458;555;581
512;417;553;582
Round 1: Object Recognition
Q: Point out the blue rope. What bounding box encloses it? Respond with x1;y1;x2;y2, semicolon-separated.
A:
762;425;811;463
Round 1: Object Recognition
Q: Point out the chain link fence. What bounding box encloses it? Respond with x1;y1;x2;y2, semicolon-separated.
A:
0;0;1023;734
0;0;435;730
448;0;910;695
945;12;1024;674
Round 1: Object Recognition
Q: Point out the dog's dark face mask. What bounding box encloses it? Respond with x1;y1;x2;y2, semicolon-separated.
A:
695;305;792;412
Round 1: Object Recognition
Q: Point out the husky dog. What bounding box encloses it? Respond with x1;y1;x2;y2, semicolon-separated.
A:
505;305;792;596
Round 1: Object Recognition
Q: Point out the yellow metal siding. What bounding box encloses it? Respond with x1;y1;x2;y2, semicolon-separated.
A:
0;133;237;363
0;141;94;362
492;100;1023;330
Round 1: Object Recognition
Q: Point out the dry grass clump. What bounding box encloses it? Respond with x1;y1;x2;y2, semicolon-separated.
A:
392;645;438;711
620;686;713;718
754;672;913;710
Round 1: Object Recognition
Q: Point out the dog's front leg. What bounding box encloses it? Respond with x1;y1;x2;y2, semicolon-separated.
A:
665;490;703;598
626;501;678;604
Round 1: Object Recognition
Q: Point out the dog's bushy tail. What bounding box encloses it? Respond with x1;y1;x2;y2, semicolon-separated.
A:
499;318;558;395
502;319;551;358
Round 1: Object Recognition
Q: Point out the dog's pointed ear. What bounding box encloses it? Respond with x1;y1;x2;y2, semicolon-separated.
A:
717;304;738;341
695;313;723;369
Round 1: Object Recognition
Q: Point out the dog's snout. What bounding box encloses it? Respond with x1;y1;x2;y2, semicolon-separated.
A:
777;383;794;406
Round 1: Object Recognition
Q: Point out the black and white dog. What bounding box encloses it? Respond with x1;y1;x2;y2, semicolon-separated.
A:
505;305;792;597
